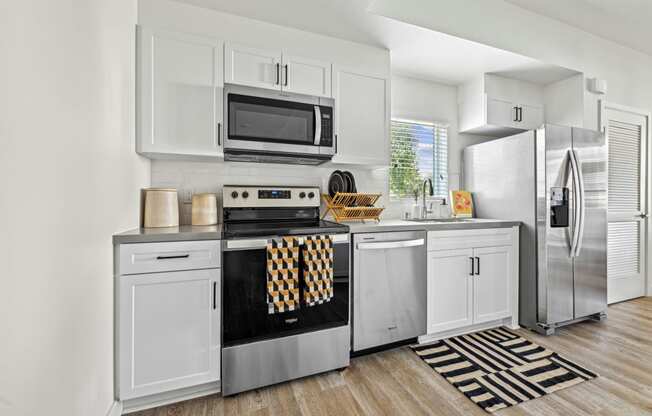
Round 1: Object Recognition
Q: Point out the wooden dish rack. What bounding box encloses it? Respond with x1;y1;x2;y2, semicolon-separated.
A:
321;193;384;222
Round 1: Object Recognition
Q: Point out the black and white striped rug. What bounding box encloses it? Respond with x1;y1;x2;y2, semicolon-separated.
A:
412;327;597;413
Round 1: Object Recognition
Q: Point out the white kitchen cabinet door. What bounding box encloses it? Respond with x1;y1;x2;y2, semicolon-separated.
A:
333;70;389;166
473;246;512;324
427;248;474;334
281;55;332;97
486;96;517;128
137;26;223;158
519;103;544;130
119;269;220;400
224;43;281;90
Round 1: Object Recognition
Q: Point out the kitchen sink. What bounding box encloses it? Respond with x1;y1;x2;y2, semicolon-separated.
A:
407;217;472;223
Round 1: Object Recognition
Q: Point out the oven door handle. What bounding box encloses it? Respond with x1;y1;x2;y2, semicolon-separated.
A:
225;234;348;250
314;106;322;146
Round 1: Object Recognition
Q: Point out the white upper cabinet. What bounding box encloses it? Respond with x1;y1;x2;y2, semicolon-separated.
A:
486;97;517;129
333;69;390;166
224;43;282;91
137;26;223;159
459;74;544;137
225;44;332;98
282;54;332;97
519;103;545;130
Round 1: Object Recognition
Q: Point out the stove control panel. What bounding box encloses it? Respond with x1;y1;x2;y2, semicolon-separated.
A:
223;186;320;208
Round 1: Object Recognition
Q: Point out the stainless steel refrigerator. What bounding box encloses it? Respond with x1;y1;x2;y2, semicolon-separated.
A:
464;125;607;334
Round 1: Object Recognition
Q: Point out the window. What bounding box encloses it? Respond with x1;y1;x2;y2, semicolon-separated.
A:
389;119;448;199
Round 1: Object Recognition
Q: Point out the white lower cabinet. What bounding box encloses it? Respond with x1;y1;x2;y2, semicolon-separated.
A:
426;228;518;337
473;246;512;324
427;248;474;333
117;241;221;402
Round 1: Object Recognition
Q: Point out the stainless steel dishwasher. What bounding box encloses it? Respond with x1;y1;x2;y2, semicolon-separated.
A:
352;231;427;351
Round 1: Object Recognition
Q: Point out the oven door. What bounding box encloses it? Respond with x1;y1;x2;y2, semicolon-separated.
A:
225;91;323;155
222;235;350;347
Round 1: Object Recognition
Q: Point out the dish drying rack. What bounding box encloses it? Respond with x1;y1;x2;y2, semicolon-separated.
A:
321;193;384;222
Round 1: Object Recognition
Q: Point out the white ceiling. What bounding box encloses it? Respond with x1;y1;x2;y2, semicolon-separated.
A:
503;0;652;56
172;0;578;85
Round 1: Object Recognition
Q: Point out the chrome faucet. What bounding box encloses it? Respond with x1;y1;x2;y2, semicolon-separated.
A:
421;178;434;218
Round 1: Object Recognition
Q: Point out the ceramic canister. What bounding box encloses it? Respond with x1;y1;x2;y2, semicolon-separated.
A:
191;193;218;226
143;188;179;228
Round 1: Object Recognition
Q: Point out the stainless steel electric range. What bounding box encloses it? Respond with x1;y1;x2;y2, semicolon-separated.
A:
220;185;350;396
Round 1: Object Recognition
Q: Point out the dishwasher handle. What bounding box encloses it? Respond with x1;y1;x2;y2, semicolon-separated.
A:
356;238;424;250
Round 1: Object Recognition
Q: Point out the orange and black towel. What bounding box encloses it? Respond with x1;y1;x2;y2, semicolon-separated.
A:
267;237;300;314
302;235;334;306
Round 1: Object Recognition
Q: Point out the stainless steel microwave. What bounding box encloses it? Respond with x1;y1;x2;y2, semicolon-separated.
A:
223;85;335;165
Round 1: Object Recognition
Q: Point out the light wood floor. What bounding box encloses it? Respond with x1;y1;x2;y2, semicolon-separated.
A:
132;297;652;415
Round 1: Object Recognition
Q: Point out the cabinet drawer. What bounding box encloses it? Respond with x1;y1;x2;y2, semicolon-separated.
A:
428;228;513;251
118;240;220;275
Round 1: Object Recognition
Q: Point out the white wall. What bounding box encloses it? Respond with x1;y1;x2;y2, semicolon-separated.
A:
0;1;150;415
387;75;492;218
371;0;652;129
544;74;585;128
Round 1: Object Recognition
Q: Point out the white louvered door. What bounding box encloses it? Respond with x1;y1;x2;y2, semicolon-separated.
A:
603;106;648;304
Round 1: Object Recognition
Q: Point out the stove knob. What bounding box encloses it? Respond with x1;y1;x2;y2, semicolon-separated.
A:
231;191;239;199
242;191;249;199
299;192;306;199
308;192;315;199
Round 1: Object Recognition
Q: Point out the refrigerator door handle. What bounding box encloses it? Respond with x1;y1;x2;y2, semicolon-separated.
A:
568;149;584;257
571;149;586;256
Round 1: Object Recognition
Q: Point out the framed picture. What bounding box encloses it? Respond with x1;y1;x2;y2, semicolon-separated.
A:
450;190;473;218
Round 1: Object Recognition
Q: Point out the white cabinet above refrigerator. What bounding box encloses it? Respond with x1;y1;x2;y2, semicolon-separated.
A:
458;74;544;137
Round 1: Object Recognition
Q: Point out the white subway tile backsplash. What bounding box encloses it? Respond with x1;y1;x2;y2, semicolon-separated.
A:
151;160;391;224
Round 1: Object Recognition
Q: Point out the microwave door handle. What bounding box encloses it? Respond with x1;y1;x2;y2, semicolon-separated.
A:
314;106;322;145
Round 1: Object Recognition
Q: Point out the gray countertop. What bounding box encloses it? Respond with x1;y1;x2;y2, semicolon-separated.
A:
113;225;222;244
113;219;519;244
346;218;520;233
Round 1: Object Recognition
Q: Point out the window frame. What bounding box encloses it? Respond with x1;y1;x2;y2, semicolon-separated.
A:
389;117;449;202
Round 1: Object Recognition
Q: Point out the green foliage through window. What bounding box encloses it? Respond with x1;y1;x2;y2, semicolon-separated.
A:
390;119;448;200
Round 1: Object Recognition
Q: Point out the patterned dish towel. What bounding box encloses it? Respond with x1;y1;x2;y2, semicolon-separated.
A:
267;237;301;314
302;235;334;306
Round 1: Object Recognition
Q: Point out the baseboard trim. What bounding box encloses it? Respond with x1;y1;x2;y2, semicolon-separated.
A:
121;382;220;414
418;317;516;344
106;401;122;416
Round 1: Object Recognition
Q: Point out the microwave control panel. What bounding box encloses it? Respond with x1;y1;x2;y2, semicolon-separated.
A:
320;106;333;146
